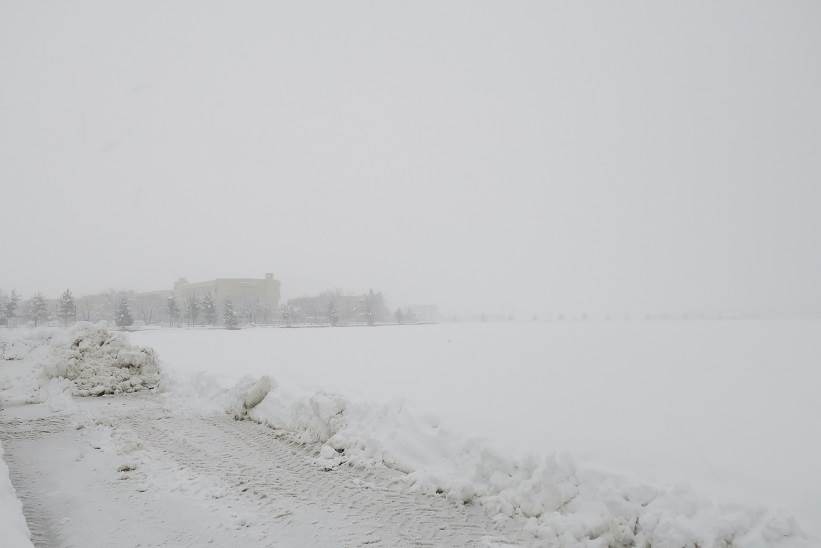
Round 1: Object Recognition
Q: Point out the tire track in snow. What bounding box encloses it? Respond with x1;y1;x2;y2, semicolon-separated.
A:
0;414;70;547
1;396;525;547
122;406;523;546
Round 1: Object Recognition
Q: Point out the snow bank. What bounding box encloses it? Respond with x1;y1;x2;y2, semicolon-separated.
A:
243;375;273;410
0;439;34;548
134;323;821;536
42;323;160;396
233;379;811;547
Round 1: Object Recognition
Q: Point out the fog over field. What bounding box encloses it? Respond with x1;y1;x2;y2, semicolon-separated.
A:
2;1;820;318
1;2;820;547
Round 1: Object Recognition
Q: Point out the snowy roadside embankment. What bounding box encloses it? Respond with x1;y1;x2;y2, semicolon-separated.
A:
0;324;160;548
249;385;808;547
0;323;160;407
163;365;811;547
0;439;34;548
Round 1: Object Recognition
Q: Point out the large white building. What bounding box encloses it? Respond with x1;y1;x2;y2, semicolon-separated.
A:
173;273;281;324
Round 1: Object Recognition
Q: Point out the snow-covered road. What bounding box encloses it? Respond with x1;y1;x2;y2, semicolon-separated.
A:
0;395;522;547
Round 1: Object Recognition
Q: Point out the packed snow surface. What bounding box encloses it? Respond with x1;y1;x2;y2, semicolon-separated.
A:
132;320;821;546
0;396;523;547
0;438;33;548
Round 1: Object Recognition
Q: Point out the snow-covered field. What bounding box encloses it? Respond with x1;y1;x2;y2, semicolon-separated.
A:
132;320;821;542
1;321;818;546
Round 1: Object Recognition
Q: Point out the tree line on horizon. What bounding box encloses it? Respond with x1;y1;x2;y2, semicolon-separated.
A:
1;287;418;329
0;289;78;328
0;288;235;329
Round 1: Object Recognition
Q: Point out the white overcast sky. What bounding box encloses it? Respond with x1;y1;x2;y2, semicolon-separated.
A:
1;1;819;315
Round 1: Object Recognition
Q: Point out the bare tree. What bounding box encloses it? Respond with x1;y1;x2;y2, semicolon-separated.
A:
138;304;154;325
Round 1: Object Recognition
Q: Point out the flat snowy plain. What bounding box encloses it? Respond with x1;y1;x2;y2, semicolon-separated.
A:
133;320;821;537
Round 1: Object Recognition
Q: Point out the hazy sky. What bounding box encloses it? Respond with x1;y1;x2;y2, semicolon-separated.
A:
1;1;819;315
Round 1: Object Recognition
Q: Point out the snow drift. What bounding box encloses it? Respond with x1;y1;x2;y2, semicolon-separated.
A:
230;378;809;547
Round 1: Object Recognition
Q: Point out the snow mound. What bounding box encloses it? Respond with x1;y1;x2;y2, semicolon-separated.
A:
243;375;273;411
234;379;812;548
43;323;160;396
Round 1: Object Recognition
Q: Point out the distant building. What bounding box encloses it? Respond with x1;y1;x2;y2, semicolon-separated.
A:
287;289;389;325
30;273;425;329
134;289;173;324
75;291;121;323
406;305;439;323
66;274;281;326
174;273;281;324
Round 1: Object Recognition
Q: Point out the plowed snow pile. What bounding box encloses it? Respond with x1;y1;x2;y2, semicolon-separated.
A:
165;366;811;547
43;324;160;396
238;382;810;548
